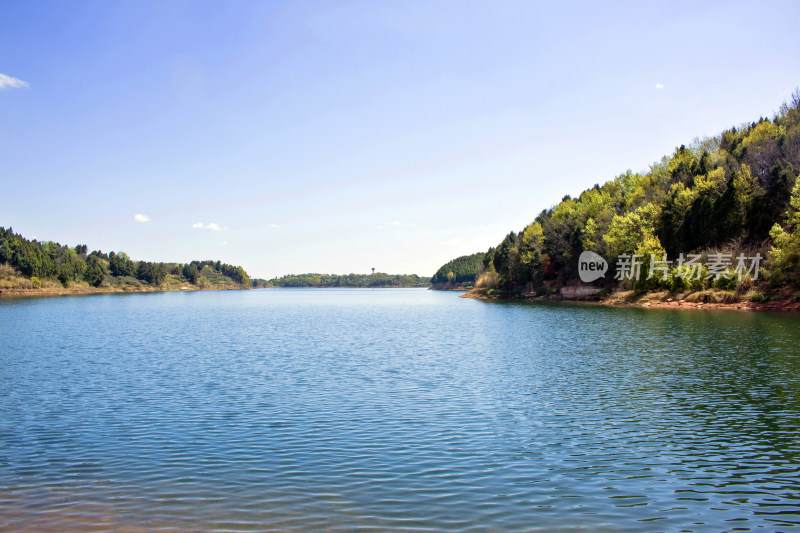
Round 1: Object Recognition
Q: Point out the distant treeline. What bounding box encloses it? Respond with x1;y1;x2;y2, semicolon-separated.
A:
434;90;800;296
430;252;486;285
0;226;251;290
268;272;431;288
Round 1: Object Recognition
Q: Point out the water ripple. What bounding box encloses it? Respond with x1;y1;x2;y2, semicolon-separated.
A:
1;290;800;531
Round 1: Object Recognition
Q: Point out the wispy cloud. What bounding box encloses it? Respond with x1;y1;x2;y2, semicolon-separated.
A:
0;73;29;90
134;214;150;223
192;222;227;231
655;83;664;90
269;223;281;228
221;241;229;246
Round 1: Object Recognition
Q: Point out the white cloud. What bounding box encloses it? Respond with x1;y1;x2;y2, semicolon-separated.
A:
134;214;150;223
191;222;227;231
376;225;384;230
0;73;30;90
221;241;229;246
655;83;664;90
269;223;281;228
440;238;463;247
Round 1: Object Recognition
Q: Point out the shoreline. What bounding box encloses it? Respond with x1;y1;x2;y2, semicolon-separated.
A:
266;285;429;289
0;285;249;298
459;288;800;313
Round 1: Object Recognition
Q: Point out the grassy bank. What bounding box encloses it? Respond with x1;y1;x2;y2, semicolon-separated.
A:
462;286;800;312
0;263;248;298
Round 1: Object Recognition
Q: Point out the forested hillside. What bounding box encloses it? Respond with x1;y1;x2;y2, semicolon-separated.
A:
0;227;251;293
430;252;486;287
435;91;800;300
269;273;430;288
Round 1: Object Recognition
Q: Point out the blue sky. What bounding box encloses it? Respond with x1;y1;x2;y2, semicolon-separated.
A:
1;1;799;278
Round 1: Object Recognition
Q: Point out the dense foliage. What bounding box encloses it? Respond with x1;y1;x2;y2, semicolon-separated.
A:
269;273;430;288
441;91;800;295
0;227;251;290
430;252;486;285
768;179;800;288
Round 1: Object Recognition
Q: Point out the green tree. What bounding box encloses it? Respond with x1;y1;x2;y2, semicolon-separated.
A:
83;255;106;287
518;222;544;284
109;251;135;277
182;263;200;284
431;252;486;284
768;178;800;287
493;232;521;287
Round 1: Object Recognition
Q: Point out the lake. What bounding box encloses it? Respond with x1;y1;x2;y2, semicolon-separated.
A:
1;288;799;531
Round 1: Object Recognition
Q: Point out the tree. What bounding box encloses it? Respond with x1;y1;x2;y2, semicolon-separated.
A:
83;255;106;287
768;177;800;287
109;252;135;277
431;252;486;284
603;210;655;261
518;222;544;284
182;263;200;284
493;232;521;288
235;266;250;287
136;261;167;285
632;234;668;293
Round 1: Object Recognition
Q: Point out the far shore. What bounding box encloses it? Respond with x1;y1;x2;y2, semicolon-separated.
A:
0;284;433;298
263;285;429;289
7;283;797;312
0;285;248;298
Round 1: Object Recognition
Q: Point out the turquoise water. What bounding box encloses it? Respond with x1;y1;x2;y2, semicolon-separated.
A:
1;288;800;531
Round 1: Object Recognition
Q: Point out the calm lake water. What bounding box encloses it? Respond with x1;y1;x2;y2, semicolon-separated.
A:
1;288;800;532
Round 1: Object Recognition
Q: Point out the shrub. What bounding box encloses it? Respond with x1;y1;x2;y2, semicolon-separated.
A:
632;237;669;294
685;290;738;303
746;291;767;303
536;285;557;297
476;270;498;289
736;274;754;293
668;264;709;292
712;270;738;291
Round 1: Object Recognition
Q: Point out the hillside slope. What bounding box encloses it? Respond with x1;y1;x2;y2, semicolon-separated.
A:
435;91;800;304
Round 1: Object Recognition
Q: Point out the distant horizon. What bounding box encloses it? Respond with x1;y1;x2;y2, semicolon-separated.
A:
2;1;799;278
